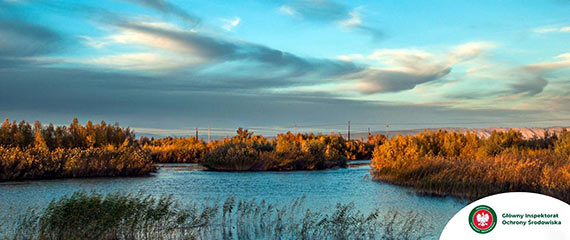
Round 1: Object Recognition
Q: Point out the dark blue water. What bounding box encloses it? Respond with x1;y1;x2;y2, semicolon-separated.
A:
0;162;466;237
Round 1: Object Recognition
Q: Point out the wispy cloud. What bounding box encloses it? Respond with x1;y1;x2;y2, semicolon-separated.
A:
338;42;495;94
0;18;63;68
220;17;241;31
447;42;496;65
278;6;297;16
123;0;200;26
0;20;60;57
75;17;362;89
80;53;202;71
278;0;383;38
1;0;568;129
509;53;570;96
533;26;570;33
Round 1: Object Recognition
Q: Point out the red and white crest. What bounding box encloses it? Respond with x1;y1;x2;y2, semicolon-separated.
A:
472;209;493;230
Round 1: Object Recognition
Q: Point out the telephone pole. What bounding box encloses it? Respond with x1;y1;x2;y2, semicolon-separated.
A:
294;124;297;135
348;121;350;141
385;123;389;137
195;127;198;140
208;125;211;143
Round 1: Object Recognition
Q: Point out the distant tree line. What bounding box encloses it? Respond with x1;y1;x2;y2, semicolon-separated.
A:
0;118;135;149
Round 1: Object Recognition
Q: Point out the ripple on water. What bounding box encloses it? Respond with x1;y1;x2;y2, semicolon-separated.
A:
0;163;466;238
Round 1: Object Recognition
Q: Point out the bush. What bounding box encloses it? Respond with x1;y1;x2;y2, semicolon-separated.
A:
202;142;270;171
555;130;570;156
142;137;207;163
202;130;348;171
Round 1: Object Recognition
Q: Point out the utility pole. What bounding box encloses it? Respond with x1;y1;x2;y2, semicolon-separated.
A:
195;127;198;140
208;125;211;143
294;124;297;135
348;121;350;141
385;123;389;137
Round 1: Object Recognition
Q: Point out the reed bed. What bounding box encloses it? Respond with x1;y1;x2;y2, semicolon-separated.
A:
141;137;207;163
201;130;352;171
2;191;433;240
0;119;155;181
0;146;155;181
371;130;570;202
143;129;376;168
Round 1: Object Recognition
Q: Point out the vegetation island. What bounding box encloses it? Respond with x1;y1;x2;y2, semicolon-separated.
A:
1;118;569;203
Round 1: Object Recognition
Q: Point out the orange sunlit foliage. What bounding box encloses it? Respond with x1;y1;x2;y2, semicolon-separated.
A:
371;129;570;203
142;128;379;167
0;119;154;181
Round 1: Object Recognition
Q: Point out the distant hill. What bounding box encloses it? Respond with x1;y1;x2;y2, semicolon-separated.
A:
350;127;570;140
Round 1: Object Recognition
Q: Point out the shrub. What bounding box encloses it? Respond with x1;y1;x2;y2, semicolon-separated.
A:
202;131;349;171
555;130;570;156
142;137;207;163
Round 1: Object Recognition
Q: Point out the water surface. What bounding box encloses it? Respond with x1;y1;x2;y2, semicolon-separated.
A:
0;162;466;238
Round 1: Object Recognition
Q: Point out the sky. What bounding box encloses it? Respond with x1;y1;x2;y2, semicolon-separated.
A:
0;0;569;136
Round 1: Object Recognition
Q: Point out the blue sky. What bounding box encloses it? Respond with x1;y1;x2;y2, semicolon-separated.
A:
0;0;569;136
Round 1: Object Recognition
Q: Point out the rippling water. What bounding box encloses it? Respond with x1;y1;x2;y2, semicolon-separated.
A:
0;162;466;238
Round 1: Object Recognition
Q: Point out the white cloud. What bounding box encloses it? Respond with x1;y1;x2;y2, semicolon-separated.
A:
336;42;496;94
78;35;109;49
278;5;297;16
338;9;361;27
337;54;364;62
533;26;570;34
84;21;205;58
346;49;449;94
81;53;202;71
79;21;198;54
366;49;434;71
221;17;241;31
448;42;495;65
525;53;570;71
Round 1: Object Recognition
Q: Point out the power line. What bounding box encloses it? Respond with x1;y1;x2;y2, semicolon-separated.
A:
352;118;570;127
136;118;570;137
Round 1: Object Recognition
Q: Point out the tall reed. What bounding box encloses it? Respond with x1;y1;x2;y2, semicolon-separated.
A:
371;129;570;202
4;191;434;240
0;146;155;181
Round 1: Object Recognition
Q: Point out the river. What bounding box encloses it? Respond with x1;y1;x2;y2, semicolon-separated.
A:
0;161;466;238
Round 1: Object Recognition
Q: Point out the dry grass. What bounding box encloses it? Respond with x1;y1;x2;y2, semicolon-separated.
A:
371;130;570;202
0;146;155;181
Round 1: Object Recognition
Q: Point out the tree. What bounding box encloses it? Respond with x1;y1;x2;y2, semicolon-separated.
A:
86;121;96;148
0;119;12;146
45;124;56;149
34;130;48;149
236;128;253;140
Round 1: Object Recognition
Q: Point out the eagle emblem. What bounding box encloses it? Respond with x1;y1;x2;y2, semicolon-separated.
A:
476;212;489;227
